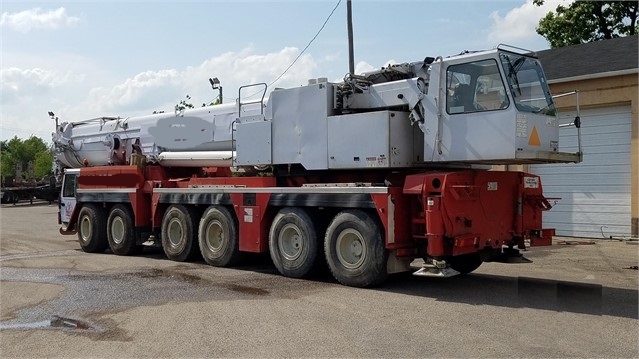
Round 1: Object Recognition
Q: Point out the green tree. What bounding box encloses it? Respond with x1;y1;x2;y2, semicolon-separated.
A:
175;94;195;112
0;136;53;182
34;149;54;179
0;140;12;181
534;1;638;48
205;97;222;106
176;93;222;111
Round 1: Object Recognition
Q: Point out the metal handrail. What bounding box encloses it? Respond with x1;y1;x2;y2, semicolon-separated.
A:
238;83;267;117
553;90;582;156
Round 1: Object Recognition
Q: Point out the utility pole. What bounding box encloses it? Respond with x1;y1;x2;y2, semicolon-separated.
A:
347;0;354;75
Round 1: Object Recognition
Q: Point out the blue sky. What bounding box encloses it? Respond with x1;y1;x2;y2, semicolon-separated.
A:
1;0;568;141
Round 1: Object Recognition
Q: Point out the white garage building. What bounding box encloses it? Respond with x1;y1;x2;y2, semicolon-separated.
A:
531;36;638;238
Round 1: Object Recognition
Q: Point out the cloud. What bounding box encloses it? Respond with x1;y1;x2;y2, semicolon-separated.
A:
0;46;324;141
88;69;181;112
354;61;376;75
1;7;79;33
0;67;75;102
323;53;340;62
228;47;317;88
487;0;573;45
354;59;399;75
0;67;83;139
4;46;426;141
82;46;319;115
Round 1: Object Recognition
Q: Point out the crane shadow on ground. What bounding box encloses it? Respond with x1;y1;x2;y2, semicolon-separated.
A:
88;247;638;320
378;272;638;320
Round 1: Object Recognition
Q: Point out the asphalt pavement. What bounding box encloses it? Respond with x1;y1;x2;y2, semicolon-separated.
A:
1;202;637;358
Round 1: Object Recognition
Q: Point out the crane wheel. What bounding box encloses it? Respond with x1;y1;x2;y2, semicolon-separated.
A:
161;205;200;262
324;210;388;287
269;207;319;278
77;204;108;253
198;206;241;267
107;204;140;256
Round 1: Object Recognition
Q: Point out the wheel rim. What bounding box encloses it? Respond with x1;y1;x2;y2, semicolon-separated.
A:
79;215;92;243
167;218;184;248
278;223;303;261
205;220;224;252
110;216;125;245
335;228;366;269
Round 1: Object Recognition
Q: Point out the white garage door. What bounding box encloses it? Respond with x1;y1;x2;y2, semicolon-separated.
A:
530;105;632;238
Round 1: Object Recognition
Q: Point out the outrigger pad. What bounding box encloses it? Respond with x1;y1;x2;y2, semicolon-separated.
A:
412;266;461;278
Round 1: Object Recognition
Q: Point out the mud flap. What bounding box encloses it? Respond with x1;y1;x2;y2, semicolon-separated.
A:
59;227;77;235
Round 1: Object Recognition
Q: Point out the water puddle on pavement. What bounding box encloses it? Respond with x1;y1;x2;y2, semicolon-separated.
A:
0;320;51;330
0;315;97;332
0;265;276;335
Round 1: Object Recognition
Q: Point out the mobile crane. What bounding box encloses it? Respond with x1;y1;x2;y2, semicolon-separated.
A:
53;45;582;287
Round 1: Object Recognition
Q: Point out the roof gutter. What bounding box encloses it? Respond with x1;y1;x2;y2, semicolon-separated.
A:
547;68;638;84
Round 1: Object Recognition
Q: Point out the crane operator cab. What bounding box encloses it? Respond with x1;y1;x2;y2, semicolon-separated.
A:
447;52;554;115
336;45;581;167
426;46;582;165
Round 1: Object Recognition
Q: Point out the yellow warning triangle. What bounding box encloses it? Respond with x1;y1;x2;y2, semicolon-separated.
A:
528;126;541;146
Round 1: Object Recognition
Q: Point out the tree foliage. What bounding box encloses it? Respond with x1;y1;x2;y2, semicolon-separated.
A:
0;136;53;182
175;94;196;112
205;97;222;107
176;94;222;112
534;1;638;48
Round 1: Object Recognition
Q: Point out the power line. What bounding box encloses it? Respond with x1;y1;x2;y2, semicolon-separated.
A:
266;0;342;89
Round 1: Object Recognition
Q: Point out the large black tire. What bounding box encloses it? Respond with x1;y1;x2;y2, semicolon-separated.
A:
447;253;482;274
161;205;200;262
198;206;241;266
324;210;388;287
107;204;140;256
269;207;319;278
77;204;108;253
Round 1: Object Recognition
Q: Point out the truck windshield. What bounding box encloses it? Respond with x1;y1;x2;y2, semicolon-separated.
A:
499;52;556;116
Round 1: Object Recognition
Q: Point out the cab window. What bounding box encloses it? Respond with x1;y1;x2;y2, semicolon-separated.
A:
62;173;77;197
446;59;509;114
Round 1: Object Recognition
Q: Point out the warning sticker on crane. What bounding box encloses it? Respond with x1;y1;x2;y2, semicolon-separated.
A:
528;126;541;146
516;114;527;137
366;156;388;167
244;208;253;223
524;177;539;188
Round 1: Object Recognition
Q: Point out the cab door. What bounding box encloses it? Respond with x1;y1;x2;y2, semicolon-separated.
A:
59;170;79;225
